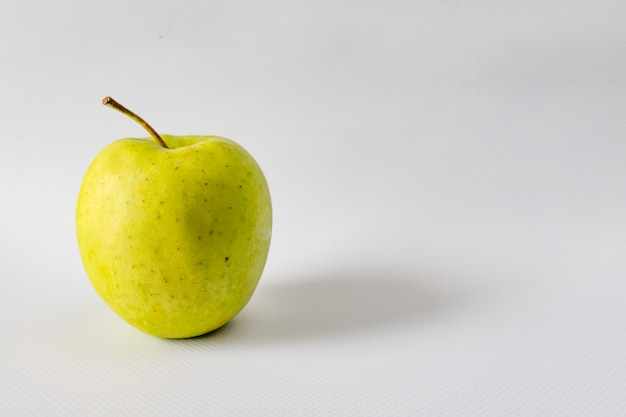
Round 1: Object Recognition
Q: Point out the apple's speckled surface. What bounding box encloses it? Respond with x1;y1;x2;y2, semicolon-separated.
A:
77;135;271;338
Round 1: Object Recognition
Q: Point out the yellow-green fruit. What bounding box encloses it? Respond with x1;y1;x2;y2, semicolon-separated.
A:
76;134;271;338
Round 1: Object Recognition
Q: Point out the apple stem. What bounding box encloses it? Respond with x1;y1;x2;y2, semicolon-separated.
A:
102;96;169;149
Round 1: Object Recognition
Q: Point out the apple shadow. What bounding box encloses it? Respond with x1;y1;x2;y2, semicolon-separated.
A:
197;266;448;345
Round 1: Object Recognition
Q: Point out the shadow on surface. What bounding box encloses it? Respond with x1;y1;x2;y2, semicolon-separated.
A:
197;266;446;344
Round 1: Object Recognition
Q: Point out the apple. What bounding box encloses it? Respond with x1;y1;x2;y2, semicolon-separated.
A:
76;97;272;338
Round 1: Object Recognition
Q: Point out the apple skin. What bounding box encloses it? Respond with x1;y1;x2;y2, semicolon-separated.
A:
76;135;271;338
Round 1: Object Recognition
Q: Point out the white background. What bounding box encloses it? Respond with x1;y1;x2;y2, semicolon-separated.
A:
1;1;626;416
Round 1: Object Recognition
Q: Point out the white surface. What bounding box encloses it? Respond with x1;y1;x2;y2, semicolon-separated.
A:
2;1;626;416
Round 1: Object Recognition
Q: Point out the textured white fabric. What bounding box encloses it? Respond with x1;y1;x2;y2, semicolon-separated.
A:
1;1;625;416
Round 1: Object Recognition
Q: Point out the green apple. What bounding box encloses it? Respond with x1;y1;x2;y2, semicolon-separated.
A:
76;97;272;338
